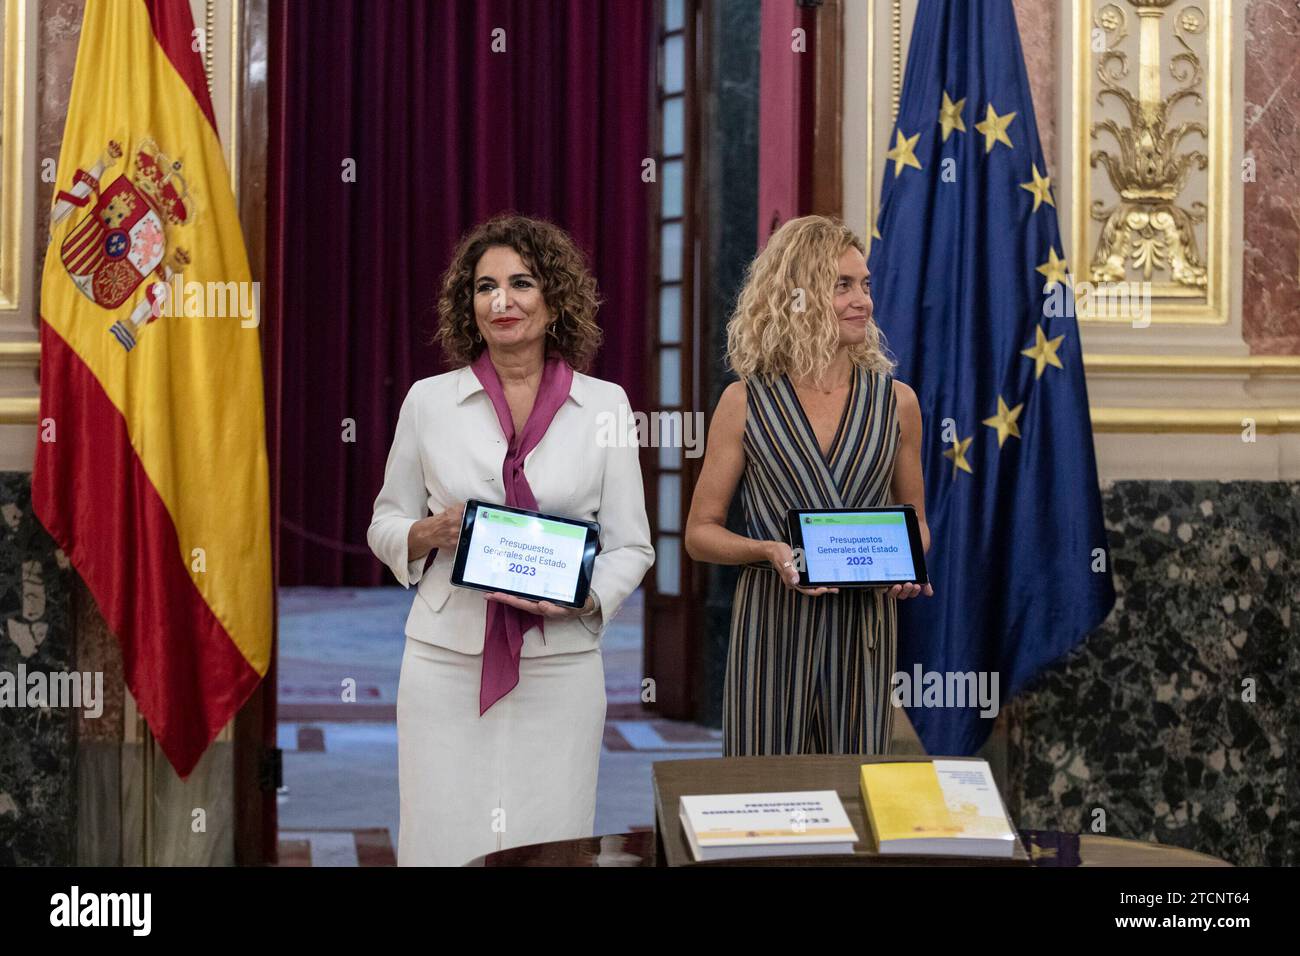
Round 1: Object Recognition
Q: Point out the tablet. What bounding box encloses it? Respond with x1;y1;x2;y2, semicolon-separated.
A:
450;500;600;608
786;506;928;587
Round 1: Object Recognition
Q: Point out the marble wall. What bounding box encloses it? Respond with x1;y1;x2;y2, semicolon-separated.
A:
2;0;131;867
1011;0;1056;176
0;473;76;866
0;469;229;867
36;1;85;293
1242;0;1300;354
1004;480;1298;866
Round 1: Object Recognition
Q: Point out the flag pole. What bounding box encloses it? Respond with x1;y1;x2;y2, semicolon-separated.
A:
141;711;155;866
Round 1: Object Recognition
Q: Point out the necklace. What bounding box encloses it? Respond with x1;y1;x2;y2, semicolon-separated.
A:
797;368;852;395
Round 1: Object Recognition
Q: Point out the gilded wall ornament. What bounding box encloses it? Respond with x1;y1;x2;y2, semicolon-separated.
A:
1088;2;1209;288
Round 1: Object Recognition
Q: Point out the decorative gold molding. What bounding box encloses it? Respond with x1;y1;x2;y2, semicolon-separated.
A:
229;0;241;199
891;0;901;123
0;340;38;365
0;0;27;311
1087;3;1209;290
204;0;215;93
1091;406;1300;433
865;0;875;249
1083;353;1300;374
0;396;39;424
864;0;903;251
1071;0;1232;324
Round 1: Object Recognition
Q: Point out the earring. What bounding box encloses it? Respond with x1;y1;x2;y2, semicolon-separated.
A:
547;322;559;340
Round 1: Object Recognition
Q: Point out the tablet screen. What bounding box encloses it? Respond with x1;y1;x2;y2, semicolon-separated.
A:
790;508;926;585
453;501;597;607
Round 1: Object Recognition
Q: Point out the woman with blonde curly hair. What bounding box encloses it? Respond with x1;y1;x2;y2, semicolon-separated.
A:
686;215;932;757
368;214;653;865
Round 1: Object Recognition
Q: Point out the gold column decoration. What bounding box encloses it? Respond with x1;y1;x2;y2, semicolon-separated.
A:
891;0;902;123
204;0;215;93
228;0;242;199
0;0;27;311
1089;1;1206;287
1072;1;1230;323
862;0;906;252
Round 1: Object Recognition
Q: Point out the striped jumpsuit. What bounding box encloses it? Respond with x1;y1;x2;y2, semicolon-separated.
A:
723;364;901;756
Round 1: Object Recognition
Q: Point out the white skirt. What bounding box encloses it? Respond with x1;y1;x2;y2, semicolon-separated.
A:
395;636;606;866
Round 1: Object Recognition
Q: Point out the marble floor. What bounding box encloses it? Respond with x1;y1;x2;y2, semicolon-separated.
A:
275;587;721;866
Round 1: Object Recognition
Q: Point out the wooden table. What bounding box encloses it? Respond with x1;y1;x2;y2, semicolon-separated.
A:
470;754;1231;867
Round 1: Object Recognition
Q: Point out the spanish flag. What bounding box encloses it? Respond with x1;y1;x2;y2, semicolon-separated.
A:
33;0;271;778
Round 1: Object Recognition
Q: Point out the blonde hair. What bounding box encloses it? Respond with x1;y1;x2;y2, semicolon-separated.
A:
726;215;894;383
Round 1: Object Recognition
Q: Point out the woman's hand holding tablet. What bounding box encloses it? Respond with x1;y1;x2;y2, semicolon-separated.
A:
482;590;596;621
406;502;465;563
762;539;840;597
883;580;932;599
450;499;600;610
785;505;933;599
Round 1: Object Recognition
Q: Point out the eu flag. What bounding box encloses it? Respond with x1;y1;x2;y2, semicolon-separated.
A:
868;0;1115;756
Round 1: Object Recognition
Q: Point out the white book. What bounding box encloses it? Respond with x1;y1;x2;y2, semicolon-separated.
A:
678;790;859;862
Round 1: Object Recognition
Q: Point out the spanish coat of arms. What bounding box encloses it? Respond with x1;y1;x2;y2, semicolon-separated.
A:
53;138;192;351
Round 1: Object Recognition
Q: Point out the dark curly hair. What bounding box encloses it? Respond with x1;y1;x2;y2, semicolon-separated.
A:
435;214;603;371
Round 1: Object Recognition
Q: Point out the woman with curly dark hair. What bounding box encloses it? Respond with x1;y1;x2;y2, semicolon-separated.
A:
368;214;654;866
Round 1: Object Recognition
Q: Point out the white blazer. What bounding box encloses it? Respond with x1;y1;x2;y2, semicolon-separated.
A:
367;365;655;657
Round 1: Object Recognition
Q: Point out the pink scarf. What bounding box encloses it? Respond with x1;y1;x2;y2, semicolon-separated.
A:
470;349;575;714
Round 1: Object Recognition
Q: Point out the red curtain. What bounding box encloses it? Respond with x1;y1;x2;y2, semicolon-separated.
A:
267;0;654;586
757;0;816;246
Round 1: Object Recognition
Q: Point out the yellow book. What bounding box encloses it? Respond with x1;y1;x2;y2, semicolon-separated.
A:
860;759;1016;857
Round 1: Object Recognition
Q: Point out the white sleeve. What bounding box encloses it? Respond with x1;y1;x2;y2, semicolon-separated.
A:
579;387;655;634
367;384;429;588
